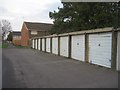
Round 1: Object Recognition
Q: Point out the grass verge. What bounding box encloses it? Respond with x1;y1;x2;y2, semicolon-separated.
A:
0;43;8;48
15;45;30;49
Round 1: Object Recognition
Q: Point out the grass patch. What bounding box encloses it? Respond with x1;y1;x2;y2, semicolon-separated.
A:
0;43;8;48
15;45;30;49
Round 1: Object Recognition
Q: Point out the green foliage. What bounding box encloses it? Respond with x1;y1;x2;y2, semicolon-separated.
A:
15;45;29;49
49;2;120;34
0;43;8;48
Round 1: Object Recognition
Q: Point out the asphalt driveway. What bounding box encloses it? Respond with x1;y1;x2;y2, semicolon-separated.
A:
2;45;119;88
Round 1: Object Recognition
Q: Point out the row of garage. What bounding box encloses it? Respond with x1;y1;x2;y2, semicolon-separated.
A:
31;27;120;71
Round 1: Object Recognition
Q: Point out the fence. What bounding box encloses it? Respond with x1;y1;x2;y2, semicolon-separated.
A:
12;38;21;46
31;27;120;71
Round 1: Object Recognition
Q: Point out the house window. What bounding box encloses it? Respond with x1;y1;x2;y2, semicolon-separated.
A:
31;31;37;35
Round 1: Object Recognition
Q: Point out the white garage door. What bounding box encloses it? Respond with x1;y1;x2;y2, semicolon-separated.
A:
35;39;38;50
38;39;41;50
42;38;45;51
60;36;69;57
32;39;34;49
52;37;58;55
71;35;85;61
117;32;120;71
89;33;112;68
46;38;51;53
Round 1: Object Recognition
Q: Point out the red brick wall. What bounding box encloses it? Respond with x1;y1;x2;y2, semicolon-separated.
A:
21;23;30;46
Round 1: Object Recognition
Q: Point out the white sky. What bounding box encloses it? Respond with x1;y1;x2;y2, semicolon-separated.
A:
0;0;62;31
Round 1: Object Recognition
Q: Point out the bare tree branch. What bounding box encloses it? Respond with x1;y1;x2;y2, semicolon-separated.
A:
1;19;12;40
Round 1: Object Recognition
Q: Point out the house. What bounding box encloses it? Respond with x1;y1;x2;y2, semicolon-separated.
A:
12;31;21;46
21;22;53;46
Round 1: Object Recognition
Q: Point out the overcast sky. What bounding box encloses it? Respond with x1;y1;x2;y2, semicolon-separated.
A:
0;0;62;31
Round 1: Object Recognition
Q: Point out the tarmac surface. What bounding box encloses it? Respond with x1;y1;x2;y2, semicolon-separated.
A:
0;41;2;89
2;44;119;88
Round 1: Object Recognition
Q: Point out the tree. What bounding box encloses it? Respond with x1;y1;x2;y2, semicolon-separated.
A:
7;31;13;41
0;21;2;41
49;2;120;34
1;19;12;40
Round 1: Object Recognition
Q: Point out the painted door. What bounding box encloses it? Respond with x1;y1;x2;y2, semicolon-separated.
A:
38;39;41;50
46;38;51;53
89;33;112;68
42;38;45;51
71;35;85;61
60;36;69;57
52;37;58;55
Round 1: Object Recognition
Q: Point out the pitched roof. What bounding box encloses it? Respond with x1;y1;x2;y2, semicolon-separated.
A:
24;22;53;31
12;31;21;36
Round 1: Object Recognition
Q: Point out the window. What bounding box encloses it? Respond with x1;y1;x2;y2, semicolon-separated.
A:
31;31;37;35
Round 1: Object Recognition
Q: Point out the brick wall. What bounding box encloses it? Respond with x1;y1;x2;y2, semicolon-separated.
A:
21;23;30;46
21;22;51;46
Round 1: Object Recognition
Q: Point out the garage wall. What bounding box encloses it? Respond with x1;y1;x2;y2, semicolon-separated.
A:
31;29;120;70
46;38;51;53
89;33;112;68
117;32;120;71
52;37;58;55
32;39;34;48
34;39;36;49
35;39;38;50
38;39;41;50
71;35;85;61
42;38;45;51
60;36;69;57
